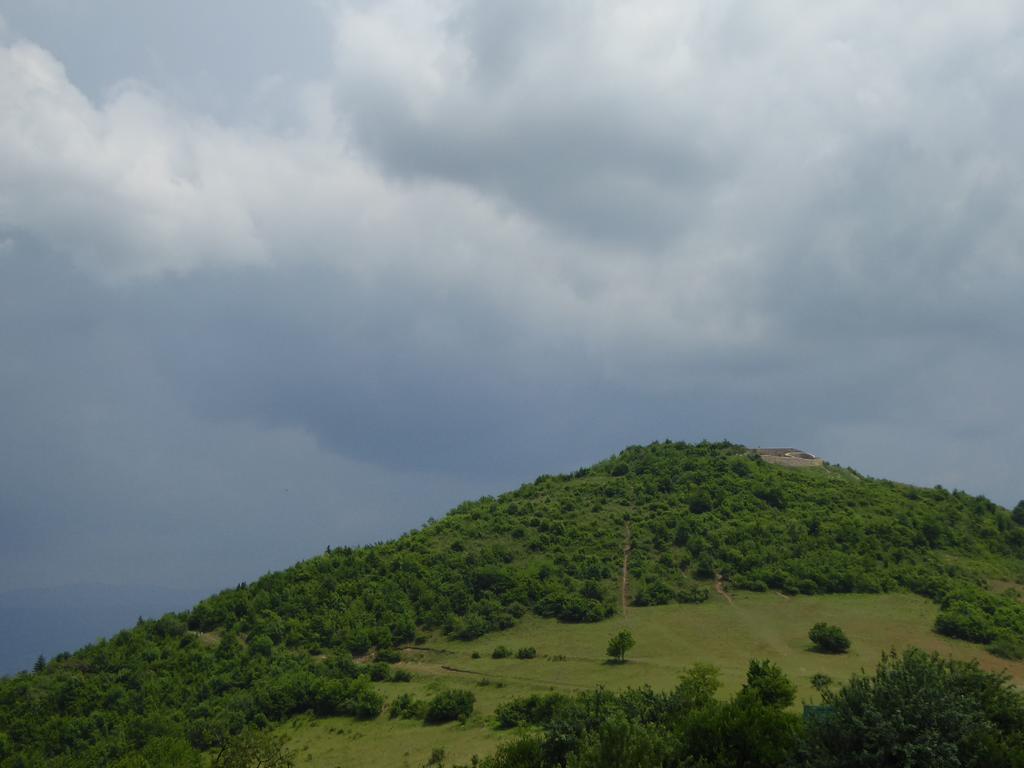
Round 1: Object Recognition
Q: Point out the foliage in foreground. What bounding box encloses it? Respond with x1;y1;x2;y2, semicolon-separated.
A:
478;650;1024;768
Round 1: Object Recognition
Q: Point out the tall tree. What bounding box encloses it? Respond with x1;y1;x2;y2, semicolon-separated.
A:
606;629;635;663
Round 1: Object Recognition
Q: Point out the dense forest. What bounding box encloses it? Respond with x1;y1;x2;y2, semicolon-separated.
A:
2;440;1023;766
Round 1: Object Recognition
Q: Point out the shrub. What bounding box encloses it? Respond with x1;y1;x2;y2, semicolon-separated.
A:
632;580;675;607
808;622;851;654
677;584;711;603
481;736;546;768
389;693;426;720
740;659;796;709
248;634;273;658
424;689;475;724
210;729;292;768
390;668;413;682
492;645;512;659
989;632;1024;661
935;600;998;643
365;662;391;681
346;678;385;719
376;648;401;663
495;693;569;729
516;646;537;659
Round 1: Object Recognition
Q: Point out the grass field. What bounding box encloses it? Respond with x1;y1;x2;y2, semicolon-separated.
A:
282;590;1024;767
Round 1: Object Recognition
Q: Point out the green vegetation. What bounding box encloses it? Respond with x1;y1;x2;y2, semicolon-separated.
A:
211;729;294;768
740;658;797;708
475;649;1024;768
606;629;636;663
2;440;1024;766
424;690;476;725
804;649;1024;768
991;633;1024;661
296;590;1019;766
808;622;851;654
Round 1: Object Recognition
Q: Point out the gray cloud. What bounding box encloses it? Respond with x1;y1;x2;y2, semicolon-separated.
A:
1;1;1023;602
0;0;332;125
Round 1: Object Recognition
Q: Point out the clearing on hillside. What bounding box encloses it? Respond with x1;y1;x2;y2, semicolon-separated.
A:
282;591;1024;768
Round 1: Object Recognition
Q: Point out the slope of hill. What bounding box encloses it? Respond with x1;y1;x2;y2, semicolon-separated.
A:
0;584;206;676
2;441;1023;766
282;591;1024;767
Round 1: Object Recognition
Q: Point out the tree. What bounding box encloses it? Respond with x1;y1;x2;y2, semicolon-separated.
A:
678;697;803;768
808;622;851;654
740;659;796;709
687;487;713;514
804;648;1024;768
810;673;834;698
566;715;669;768
136;737;202;768
606;629;635;663
1013;500;1024;526
32;655;45;673
492;645;512;659
249;634;273;658
212;729;294;768
424;689;475;724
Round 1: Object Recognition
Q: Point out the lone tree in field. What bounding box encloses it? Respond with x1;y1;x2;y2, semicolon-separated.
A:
606;629;635;663
809;622;851;654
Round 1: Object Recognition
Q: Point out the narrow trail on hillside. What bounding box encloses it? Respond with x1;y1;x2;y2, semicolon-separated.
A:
621;522;632;615
715;573;734;605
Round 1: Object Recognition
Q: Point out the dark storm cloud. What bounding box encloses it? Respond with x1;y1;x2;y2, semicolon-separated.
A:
0;246;494;591
1;0;1024;604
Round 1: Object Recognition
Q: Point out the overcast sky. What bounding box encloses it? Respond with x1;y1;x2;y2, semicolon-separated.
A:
1;1;1023;595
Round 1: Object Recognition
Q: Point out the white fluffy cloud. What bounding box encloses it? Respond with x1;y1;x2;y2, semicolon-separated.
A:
5;2;1022;353
0;30;768;357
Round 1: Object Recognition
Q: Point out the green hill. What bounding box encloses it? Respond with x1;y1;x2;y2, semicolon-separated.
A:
2;440;1024;766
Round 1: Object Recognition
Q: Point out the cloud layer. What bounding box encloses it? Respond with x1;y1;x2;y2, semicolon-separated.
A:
1;1;1023;593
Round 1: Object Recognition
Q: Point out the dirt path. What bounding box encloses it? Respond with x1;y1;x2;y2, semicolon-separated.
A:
621;522;632;615
714;573;734;605
440;665;487;675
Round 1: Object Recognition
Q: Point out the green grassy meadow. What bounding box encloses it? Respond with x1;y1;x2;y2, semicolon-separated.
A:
283;590;1024;767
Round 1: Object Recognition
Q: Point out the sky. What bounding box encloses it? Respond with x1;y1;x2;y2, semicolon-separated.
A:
1;1;1023;599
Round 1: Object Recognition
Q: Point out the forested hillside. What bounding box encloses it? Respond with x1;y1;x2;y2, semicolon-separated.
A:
2;441;1023;766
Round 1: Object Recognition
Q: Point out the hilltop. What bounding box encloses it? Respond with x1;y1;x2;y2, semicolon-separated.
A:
2;440;1023;766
